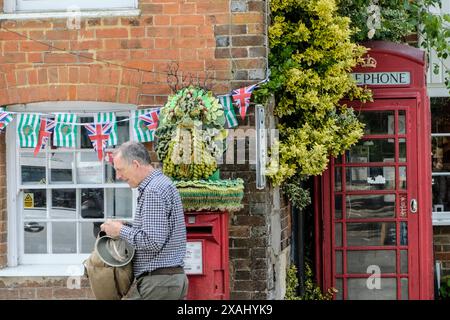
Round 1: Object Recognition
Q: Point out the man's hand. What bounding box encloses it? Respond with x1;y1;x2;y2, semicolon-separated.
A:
100;219;124;238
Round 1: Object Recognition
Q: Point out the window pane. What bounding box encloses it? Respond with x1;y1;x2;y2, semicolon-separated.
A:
401;250;408;274
51;189;76;219
50;152;73;183
399;167;407;190
401;278;408;300
52;222;76;253
105;188;132;219
81;188;104;219
334;279;343;300
24;222;47;253
347;250;396;274
335;168;342;191
431;97;450;134
335;251;342;274
346;167;395;191
23;189;47;219
347;222;396;246
432;136;450;172
76;152;103;184
116;116;130;145
347;139;395;163
399;138;406;162
81;222;99;253
335;223;342;247
358;111;394;135
80;117;95;149
347;278;396;300
335;195;342;219
400;222;408;246
346;195;395;219
21;153;46;184
433;176;450;211
398;111;406;134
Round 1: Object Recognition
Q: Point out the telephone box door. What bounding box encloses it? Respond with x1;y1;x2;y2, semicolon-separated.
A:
326;98;421;299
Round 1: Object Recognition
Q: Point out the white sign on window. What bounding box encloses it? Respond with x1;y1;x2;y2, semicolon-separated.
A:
184;241;203;275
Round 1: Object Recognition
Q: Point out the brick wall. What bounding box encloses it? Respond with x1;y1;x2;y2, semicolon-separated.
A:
434;226;450;277
0;0;283;300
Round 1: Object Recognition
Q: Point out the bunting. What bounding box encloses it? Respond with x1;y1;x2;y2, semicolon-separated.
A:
218;95;238;128
231;84;258;120
54;114;77;148
34;118;56;156
133;108;160;142
84;122;113;161
17;113;40;148
96;112;117;146
0;109;13;132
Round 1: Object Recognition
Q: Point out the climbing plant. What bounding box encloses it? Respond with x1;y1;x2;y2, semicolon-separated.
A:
254;0;372;208
338;0;450;88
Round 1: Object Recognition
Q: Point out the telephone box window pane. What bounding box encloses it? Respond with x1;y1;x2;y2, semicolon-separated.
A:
347;222;396;246
346;195;395;219
334;155;342;164
432;136;450;172
21;153;46;184
401;278;408;300
401;250;408;274
23;189;47;220
335;168;342;191
335;195;342;219
52;222;76;253
105;188;132;219
431;97;450;134
358;111;394;135
432;176;450;212
51;189;76;219
399;167;407;190
399;139;406;162
335;251;342;274
334;279;343;300
400;222;408;246
81;223;98;253
50;153;73;183
398;111;406;134
24;222;47;253
347;278;396;300
347;250;396;274
81;189;104;220
77;152;102;184
347;139;395;163
346;167;395;191
335;223;342;247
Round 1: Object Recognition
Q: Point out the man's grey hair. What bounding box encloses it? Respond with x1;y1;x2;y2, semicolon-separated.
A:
113;141;151;165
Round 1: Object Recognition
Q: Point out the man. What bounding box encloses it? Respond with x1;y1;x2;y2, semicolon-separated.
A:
101;141;188;300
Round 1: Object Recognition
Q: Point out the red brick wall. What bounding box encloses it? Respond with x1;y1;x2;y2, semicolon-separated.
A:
0;0;271;300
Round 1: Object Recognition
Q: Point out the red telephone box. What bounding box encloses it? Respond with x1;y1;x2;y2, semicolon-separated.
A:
184;211;230;300
315;41;433;299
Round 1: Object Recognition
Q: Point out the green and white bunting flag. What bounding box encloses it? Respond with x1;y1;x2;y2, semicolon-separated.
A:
219;95;238;128
17;113;40;148
0;109;13;132
133;109;159;142
53;113;77;147
96;112;117;146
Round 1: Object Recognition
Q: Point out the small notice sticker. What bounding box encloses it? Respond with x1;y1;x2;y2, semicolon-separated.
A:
24;193;34;208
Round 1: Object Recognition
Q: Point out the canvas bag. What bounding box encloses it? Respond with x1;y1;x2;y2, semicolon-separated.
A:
83;234;134;300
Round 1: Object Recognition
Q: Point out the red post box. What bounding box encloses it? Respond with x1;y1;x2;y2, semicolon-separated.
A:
183;211;230;300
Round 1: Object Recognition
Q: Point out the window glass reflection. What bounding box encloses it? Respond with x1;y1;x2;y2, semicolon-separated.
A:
347;139;395;163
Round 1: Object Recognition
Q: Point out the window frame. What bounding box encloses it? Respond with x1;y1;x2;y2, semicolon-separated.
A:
5;0;138;13
6;101;137;267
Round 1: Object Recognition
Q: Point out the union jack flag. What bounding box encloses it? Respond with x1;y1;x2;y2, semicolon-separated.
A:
138;108;160;131
84;122;113;161
231;84;258;120
0;110;13;132
34;118;56;156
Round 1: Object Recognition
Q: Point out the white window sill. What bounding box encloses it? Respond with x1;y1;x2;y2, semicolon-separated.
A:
0;264;85;277
0;9;140;21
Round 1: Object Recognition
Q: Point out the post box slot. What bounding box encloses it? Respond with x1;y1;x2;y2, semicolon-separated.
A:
186;225;213;235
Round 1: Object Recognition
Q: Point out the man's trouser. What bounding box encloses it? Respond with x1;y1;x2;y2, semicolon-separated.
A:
127;267;188;300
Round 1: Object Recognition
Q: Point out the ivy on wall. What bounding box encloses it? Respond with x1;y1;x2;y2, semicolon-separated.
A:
254;0;372;208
